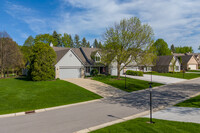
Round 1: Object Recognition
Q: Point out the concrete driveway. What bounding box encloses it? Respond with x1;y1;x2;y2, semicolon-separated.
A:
0;78;200;133
123;74;187;84
64;78;128;97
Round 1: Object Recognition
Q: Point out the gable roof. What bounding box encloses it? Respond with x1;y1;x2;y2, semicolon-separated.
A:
52;47;100;66
156;55;174;66
181;55;194;64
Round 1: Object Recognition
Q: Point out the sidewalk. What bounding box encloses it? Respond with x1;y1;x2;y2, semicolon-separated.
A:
144;107;200;124
122;74;187;84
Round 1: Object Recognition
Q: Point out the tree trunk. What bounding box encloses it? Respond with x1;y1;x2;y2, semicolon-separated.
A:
117;63;121;80
7;69;9;77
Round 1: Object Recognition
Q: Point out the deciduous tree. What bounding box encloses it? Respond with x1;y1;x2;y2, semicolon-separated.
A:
153;39;171;56
101;17;154;79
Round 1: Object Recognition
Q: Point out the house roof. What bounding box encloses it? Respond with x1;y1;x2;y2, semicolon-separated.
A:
54;49;70;63
173;53;185;57
181;55;193;65
52;47;100;66
156;55;174;66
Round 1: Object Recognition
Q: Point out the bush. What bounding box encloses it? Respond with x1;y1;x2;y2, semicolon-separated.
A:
90;69;98;76
126;70;143;76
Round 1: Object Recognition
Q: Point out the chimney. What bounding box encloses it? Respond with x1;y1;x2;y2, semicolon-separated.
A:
90;45;94;48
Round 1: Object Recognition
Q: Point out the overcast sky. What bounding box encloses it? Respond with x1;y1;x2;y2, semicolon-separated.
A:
0;0;200;52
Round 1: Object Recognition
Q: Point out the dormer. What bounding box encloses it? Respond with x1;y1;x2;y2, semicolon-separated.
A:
95;52;101;62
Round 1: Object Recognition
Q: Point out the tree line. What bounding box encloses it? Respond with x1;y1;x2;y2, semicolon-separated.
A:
24;31;102;48
152;39;195;56
0;31;24;78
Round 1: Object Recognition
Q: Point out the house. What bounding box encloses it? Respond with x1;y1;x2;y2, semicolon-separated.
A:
185;53;200;68
173;53;198;70
53;47;108;79
152;55;181;73
180;55;198;70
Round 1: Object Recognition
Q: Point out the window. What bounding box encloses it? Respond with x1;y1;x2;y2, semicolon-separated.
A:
176;66;179;71
95;56;101;62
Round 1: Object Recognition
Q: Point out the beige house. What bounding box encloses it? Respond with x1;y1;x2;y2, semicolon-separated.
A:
181;55;198;70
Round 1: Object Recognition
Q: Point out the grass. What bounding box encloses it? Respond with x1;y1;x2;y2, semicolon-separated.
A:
0;77;101;115
92;75;163;92
175;95;200;108
145;72;200;79
188;70;200;72
90;118;200;133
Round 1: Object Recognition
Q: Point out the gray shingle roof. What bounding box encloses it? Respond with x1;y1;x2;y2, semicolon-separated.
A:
181;55;193;64
156;55;174;66
52;47;100;66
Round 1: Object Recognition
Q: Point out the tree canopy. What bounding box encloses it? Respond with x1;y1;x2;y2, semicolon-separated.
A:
101;17;154;79
153;39;171;56
23;36;34;46
174;46;193;53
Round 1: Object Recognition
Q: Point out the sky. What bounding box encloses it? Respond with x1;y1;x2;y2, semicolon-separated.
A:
0;0;200;52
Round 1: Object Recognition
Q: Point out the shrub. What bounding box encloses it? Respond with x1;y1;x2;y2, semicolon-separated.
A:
90;69;98;76
198;66;200;69
126;70;143;76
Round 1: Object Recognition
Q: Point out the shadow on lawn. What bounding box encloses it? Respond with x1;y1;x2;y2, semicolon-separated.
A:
15;76;32;81
98;78;200;111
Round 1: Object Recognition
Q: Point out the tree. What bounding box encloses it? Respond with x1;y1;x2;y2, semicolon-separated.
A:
0;31;24;78
81;37;87;47
52;30;62;47
74;34;81;48
175;46;193;53
93;39;99;48
153;39;171;56
23;36;34;46
170;44;175;53
199;46;200;51
87;41;90;47
98;41;102;48
34;34;55;45
101;17;154;79
28;42;56;81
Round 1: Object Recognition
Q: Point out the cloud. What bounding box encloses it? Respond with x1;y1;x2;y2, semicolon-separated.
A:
4;1;50;34
57;0;200;51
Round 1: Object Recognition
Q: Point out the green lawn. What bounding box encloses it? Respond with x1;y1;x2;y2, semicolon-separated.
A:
188;70;200;72
92;75;163;92
145;72;200;79
90;118;200;133
0;77;101;115
175;95;200;108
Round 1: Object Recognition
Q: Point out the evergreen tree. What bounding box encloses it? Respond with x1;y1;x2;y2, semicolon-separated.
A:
28;42;56;81
52;30;62;47
23;36;34;46
62;33;70;47
98;41;102;48
81;37;87;47
69;34;74;48
93;39;99;48
170;44;175;53
74;34;81;48
86;41;90;47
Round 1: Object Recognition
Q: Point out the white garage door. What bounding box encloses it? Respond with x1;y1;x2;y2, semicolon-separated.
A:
188;65;197;70
59;68;81;79
111;68;123;76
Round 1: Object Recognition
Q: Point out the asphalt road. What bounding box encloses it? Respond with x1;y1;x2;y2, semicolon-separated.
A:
0;78;200;133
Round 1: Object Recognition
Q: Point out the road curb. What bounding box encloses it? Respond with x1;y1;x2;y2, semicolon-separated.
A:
0;99;101;119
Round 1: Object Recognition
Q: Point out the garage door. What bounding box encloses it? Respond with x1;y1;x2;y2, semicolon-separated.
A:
111;68;123;76
188;65;197;70
59;68;81;79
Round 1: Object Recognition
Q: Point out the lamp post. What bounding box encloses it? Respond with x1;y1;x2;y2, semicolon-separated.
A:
125;71;127;89
148;68;154;124
183;68;185;78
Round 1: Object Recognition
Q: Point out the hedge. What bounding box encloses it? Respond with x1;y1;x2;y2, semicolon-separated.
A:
126;70;143;76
